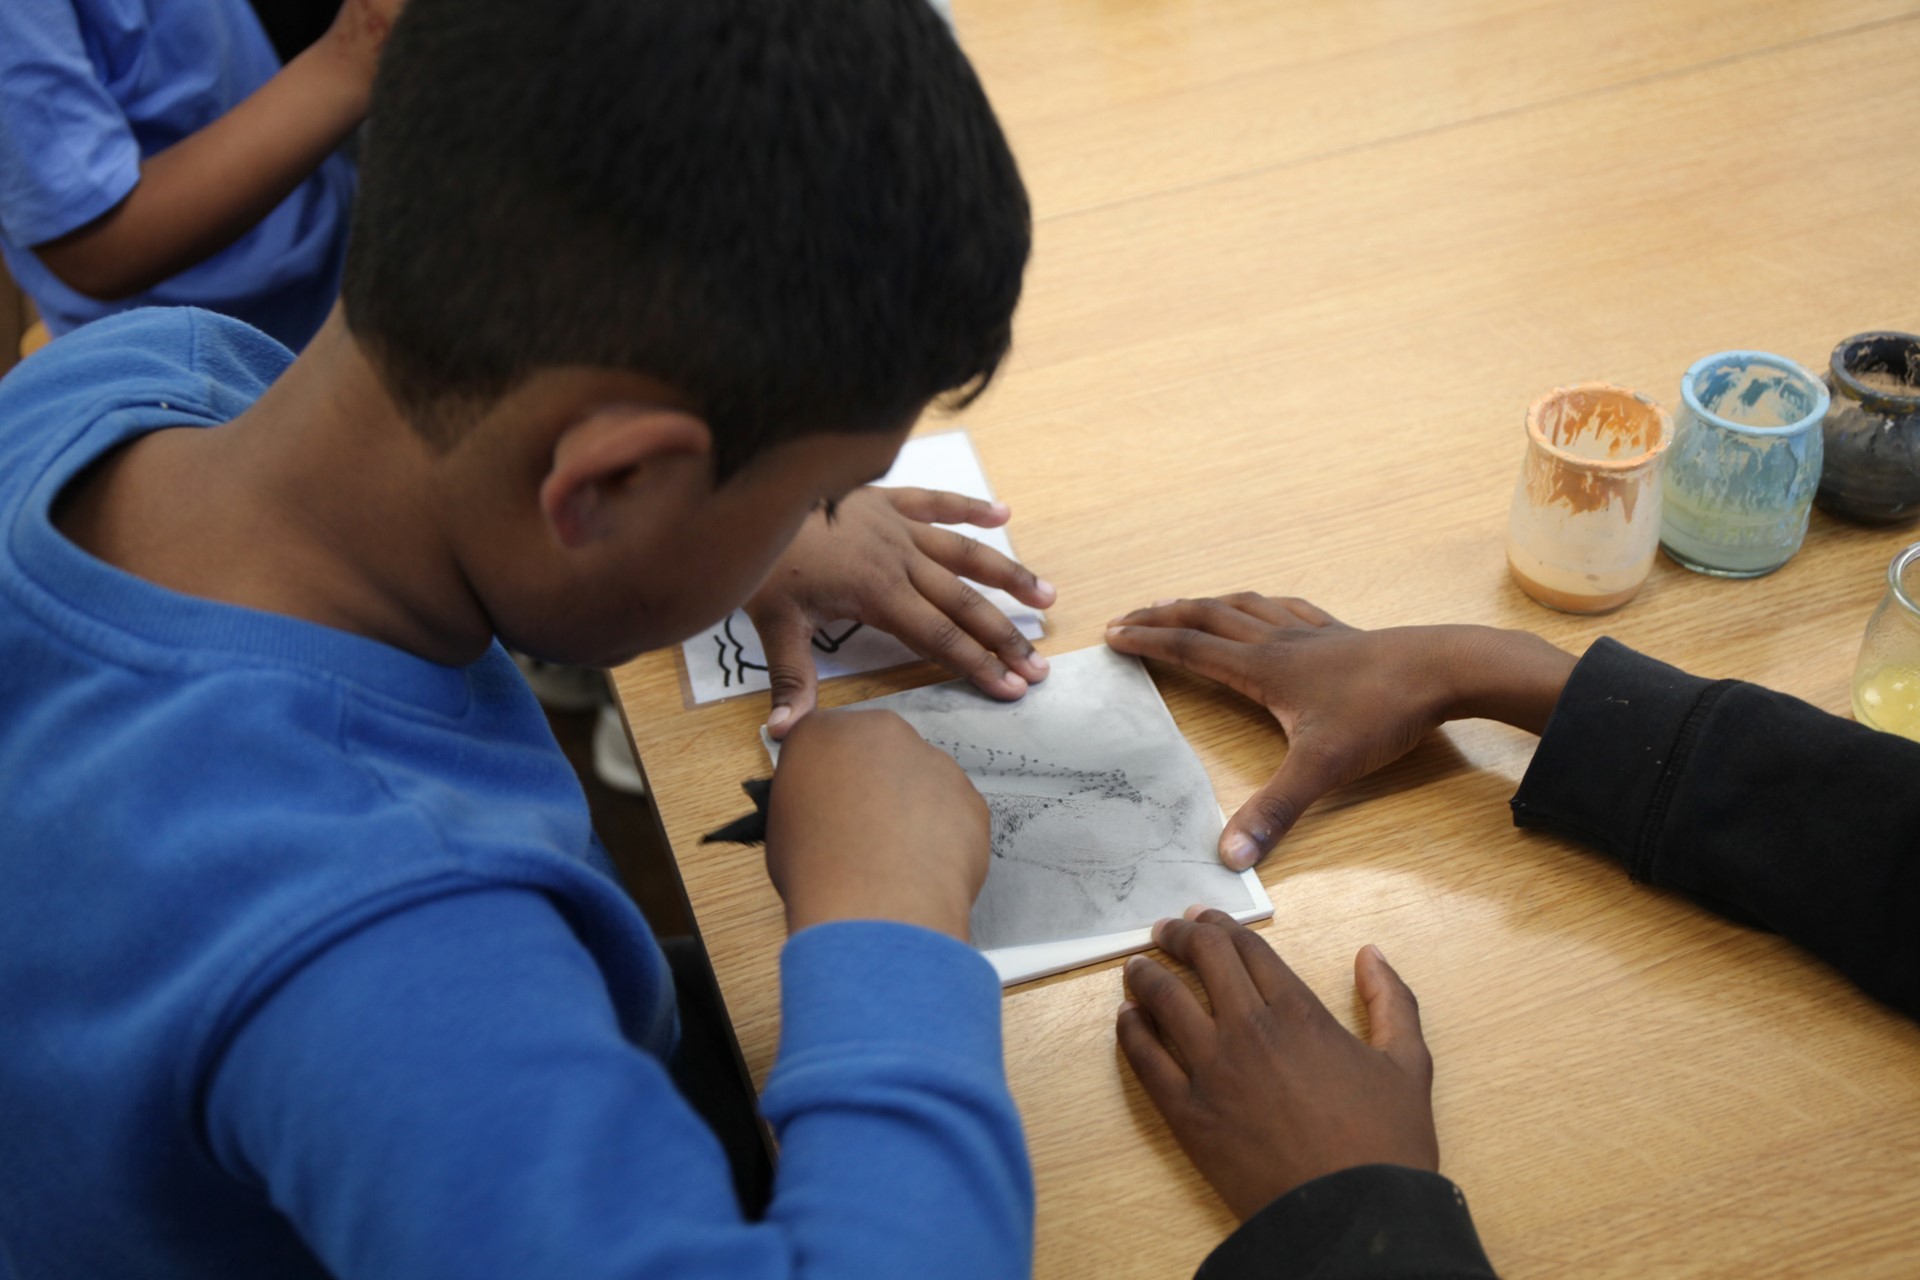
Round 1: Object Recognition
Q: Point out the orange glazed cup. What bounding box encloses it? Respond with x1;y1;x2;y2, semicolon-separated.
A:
1506;383;1673;614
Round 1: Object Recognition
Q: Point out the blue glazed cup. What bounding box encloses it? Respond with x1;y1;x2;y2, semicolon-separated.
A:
1660;350;1831;577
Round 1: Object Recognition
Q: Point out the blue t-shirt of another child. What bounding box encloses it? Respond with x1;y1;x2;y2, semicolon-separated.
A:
0;309;1032;1279
0;0;353;349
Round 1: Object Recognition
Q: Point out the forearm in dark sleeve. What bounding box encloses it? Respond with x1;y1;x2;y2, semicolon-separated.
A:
1510;638;1920;1019
1195;1165;1497;1280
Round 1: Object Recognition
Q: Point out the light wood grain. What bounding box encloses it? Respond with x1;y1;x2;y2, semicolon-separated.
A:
969;0;1919;220
613;3;1920;1275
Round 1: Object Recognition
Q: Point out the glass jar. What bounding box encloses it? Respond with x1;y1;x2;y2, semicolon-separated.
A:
1851;541;1920;741
1507;383;1671;614
1660;350;1830;577
1814;331;1920;524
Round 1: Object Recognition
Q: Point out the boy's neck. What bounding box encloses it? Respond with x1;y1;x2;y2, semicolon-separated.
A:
56;308;498;667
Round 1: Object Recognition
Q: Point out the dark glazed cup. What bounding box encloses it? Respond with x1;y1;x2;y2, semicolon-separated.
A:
1815;331;1920;524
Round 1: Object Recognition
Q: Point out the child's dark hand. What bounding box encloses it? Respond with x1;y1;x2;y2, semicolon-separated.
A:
1105;594;1575;868
1104;595;1447;868
1119;909;1439;1222
766;708;990;941
747;486;1056;739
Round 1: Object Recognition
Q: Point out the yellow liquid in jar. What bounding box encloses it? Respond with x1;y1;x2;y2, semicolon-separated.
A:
1853;665;1920;740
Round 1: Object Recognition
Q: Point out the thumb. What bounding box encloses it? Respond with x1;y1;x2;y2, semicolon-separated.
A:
752;606;820;740
1219;734;1346;869
1356;944;1431;1081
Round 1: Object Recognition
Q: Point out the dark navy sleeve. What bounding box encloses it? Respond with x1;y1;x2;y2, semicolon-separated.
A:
205;890;1032;1279
1511;637;1920;1019
1197;1166;1497;1279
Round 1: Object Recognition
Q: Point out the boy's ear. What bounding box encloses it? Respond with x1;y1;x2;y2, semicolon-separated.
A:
538;404;713;549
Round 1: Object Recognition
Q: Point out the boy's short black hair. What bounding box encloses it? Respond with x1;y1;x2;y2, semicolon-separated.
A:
342;0;1030;479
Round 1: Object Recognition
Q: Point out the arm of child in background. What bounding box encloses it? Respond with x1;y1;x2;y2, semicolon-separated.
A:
206;710;1033;1279
1105;593;1920;1020
1122;909;1497;1280
15;0;400;302
747;484;1057;738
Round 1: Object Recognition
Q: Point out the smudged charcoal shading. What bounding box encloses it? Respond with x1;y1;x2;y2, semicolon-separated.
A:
841;646;1253;950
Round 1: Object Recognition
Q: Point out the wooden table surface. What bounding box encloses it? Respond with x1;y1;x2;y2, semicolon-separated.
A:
612;2;1920;1274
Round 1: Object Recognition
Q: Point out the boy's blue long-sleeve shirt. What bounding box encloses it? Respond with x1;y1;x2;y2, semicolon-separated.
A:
0;309;1033;1277
0;0;352;349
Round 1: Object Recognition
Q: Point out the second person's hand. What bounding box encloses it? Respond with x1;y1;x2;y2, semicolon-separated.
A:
1119;909;1439;1221
1105;594;1575;868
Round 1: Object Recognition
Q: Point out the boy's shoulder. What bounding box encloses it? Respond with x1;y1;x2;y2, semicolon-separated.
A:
0;309;646;1079
0;637;658;1274
0;629;642;1112
0;308;289;471
2;305;291;397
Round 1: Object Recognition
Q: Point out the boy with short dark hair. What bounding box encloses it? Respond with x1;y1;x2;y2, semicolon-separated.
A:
0;2;1048;1274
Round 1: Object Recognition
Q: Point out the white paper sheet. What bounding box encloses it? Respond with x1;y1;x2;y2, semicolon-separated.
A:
679;430;1045;706
764;646;1273;985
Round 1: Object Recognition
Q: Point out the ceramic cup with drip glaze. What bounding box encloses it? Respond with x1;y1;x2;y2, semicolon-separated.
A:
1815;331;1920;524
1507;383;1672;614
1660;351;1830;578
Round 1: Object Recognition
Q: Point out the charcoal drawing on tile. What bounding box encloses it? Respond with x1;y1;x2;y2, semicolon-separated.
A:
851;646;1257;950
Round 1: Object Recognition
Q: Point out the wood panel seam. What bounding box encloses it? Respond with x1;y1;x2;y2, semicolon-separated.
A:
1035;9;1920;228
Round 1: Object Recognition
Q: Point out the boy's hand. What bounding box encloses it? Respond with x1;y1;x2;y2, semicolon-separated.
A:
747;486;1056;739
1105;594;1575;868
1119;909;1438;1221
765;708;990;941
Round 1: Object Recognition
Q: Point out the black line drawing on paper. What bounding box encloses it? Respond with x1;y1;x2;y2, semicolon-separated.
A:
713;615;763;689
809;621;865;654
713;614;870;688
